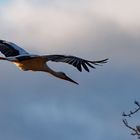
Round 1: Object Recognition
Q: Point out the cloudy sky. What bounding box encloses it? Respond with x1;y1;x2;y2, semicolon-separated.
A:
0;0;140;140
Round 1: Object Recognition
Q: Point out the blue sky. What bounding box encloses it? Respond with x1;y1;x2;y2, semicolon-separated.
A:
0;0;9;4
0;0;140;140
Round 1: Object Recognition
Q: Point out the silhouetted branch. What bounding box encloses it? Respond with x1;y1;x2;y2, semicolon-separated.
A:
122;101;140;139
122;101;140;117
122;119;140;139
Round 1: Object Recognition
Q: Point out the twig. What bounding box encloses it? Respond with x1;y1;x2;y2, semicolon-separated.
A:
122;101;140;117
122;119;140;139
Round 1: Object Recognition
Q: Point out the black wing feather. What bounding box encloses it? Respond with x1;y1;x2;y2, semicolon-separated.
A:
0;40;28;57
77;61;82;72
82;61;89;72
44;55;108;72
0;42;19;57
85;61;96;69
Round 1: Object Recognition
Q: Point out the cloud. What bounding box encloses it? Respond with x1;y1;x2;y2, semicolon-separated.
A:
0;0;140;59
89;0;140;29
0;0;139;58
0;0;95;53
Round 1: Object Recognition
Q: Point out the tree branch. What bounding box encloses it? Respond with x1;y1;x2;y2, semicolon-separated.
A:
122;101;140;139
122;119;140;139
122;101;140;117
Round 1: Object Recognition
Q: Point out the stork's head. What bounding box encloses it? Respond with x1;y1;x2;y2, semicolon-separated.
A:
58;72;79;85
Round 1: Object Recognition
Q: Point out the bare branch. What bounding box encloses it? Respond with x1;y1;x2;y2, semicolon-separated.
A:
136;126;140;133
122;101;140;117
122;119;140;139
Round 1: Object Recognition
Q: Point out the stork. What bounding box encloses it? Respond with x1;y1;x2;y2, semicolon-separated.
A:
0;40;108;84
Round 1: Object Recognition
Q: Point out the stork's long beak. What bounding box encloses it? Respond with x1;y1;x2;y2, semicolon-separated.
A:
65;75;79;85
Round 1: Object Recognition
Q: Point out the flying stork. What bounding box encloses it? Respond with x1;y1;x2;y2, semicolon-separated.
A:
0;40;108;84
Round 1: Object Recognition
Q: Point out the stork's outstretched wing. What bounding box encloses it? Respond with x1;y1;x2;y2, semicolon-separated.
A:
44;55;108;72
0;40;29;57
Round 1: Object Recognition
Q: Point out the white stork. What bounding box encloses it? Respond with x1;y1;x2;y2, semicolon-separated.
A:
0;40;108;84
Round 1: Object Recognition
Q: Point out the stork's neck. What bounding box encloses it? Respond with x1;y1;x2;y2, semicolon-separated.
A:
44;64;60;78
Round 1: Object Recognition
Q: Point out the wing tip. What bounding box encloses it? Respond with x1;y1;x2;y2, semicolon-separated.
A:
91;58;109;64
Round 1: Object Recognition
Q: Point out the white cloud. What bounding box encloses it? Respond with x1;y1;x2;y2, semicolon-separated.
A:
0;0;139;66
90;0;140;30
0;0;95;53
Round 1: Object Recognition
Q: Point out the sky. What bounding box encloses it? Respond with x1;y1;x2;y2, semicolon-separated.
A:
0;0;140;140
